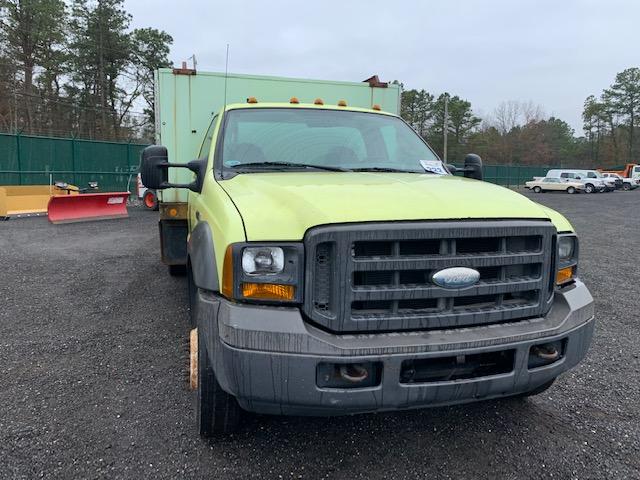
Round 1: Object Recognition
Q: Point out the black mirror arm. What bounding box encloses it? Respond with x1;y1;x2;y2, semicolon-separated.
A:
158;158;207;193
446;164;476;174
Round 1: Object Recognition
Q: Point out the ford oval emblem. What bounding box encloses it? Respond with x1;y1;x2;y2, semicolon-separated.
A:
432;267;480;289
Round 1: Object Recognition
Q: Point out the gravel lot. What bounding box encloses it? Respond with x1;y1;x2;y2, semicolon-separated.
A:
1;190;639;479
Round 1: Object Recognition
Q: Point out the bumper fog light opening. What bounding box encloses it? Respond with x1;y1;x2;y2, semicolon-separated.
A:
316;362;381;389
528;340;565;370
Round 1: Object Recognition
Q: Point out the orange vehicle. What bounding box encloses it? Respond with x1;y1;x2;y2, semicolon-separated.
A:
598;163;640;178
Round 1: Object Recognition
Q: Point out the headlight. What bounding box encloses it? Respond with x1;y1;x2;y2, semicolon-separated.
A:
558;236;575;260
222;243;304;303
556;234;578;286
242;247;284;274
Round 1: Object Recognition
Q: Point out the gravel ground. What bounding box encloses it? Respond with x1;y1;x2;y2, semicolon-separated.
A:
0;190;639;479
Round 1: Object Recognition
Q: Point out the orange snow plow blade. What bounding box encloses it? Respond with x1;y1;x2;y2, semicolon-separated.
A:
47;192;129;224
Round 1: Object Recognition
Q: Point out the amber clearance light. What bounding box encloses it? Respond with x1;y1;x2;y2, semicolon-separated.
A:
242;283;295;301
556;266;575;286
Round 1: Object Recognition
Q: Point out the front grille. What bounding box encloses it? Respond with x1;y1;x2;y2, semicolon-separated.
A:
303;221;556;333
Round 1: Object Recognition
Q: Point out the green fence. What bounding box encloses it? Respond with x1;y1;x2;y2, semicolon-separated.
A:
0;132;559;191
481;164;559;187
0;133;149;192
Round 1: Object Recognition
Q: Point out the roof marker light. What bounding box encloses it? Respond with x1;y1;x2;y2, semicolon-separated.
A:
372;104;381;111
247;97;258;104
337;99;347;107
314;98;324;105
289;97;300;104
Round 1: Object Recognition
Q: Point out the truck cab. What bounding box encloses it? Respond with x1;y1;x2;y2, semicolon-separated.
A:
140;70;595;436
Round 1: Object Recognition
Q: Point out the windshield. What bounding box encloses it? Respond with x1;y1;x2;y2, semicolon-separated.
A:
219;108;441;174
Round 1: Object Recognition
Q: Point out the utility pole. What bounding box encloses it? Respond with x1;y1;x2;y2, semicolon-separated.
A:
443;93;449;162
13;88;18;133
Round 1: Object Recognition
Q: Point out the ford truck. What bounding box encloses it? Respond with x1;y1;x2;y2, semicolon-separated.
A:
140;68;595;436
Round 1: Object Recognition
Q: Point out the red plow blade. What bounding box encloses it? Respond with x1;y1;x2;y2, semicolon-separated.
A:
47;192;129;224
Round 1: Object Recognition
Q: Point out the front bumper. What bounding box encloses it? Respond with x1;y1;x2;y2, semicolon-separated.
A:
198;281;594;416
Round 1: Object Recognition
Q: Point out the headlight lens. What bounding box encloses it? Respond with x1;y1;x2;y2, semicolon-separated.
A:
558;236;575;260
222;243;304;303
242;247;284;274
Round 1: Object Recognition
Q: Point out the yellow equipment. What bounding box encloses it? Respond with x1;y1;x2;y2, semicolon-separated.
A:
0;185;78;218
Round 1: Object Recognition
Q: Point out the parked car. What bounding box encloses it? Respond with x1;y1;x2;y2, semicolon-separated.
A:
525;177;583;194
546;169;611;193
601;172;639;191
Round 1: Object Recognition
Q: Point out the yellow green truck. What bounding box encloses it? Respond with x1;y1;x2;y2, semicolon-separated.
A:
141;68;595;436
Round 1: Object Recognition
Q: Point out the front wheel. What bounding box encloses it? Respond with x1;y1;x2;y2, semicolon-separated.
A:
533;186;542;193
584;183;595;194
566;186;576;194
195;327;242;437
623;183;631;191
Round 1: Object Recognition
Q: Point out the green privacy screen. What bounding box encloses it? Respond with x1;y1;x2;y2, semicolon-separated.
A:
0;133;148;192
0;132;558;191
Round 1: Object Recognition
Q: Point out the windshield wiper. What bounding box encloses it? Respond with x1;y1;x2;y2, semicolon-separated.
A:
230;161;349;172
349;167;426;174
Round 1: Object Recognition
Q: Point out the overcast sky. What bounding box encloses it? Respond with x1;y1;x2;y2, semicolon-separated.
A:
125;0;639;135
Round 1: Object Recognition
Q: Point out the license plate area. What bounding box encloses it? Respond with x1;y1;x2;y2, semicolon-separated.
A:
399;349;515;383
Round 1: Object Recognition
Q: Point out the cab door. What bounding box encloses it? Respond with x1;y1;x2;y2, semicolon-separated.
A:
188;115;219;232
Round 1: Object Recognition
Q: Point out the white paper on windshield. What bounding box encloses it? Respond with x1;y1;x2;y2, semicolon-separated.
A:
419;160;447;175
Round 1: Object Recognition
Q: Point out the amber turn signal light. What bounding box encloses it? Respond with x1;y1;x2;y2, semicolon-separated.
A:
556;266;575;285
241;283;295;301
221;245;234;298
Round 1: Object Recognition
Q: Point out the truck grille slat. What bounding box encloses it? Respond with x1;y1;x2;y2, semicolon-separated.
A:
304;221;556;333
350;278;542;300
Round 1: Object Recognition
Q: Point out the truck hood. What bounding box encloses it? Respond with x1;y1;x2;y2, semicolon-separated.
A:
219;172;573;240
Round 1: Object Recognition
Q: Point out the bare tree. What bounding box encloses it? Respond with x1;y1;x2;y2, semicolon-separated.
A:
492;100;520;134
521;100;546;124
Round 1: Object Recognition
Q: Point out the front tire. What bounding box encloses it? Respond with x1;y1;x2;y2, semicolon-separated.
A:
566;186;576;194
187;263;197;327
623;183;631;191
533;186;542;193
168;264;187;276
196;325;242;437
584;183;595;194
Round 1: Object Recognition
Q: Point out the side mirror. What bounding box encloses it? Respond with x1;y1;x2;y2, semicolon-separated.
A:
139;145;206;193
446;153;483;181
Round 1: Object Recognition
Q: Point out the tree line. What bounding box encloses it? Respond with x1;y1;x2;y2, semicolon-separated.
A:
0;0;173;142
1;0;638;165
401;67;640;168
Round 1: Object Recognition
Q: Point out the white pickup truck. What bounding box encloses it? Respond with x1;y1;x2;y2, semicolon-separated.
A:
601;172;639;191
